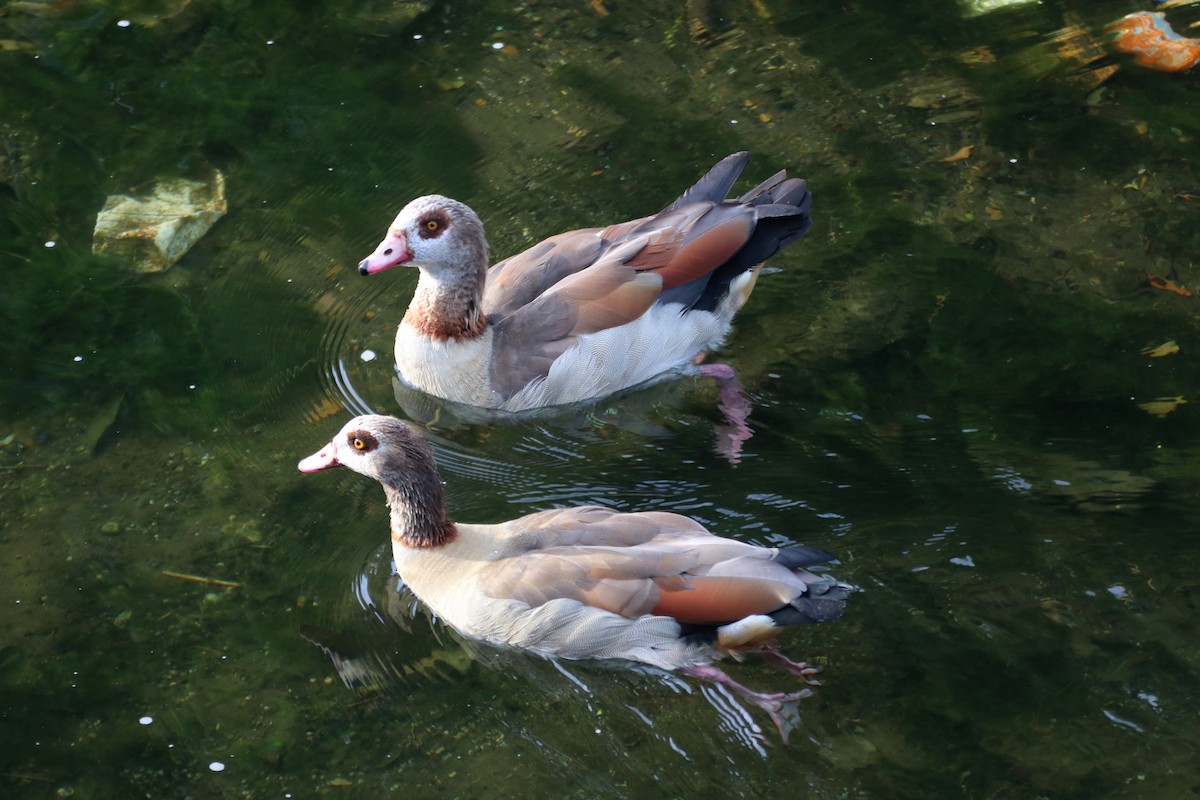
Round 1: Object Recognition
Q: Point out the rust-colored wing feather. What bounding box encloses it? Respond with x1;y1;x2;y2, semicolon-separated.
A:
623;206;755;289
648;557;806;624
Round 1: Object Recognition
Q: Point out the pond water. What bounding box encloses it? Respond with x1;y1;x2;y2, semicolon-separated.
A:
3;0;1200;797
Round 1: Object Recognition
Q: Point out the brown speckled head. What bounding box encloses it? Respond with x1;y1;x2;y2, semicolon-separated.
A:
299;415;457;548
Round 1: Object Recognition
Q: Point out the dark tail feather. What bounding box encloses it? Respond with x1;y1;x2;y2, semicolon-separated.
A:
738;169;788;203
769;575;853;626
734;177;813;263
738;167;813;249
664;153;811;256
661;151;752;212
773;544;837;570
660;153;812;312
743;174;811;208
739;169;810;210
769;545;853;626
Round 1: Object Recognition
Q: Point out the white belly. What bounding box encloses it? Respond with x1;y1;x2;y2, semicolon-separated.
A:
501;301;733;411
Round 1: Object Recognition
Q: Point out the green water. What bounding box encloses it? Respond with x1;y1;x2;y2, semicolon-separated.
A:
4;0;1200;796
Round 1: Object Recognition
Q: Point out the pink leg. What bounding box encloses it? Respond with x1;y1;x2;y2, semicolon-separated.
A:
755;645;823;685
698;363;754;464
684;663;812;744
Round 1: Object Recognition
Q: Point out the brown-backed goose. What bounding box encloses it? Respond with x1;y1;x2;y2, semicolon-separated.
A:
299;414;851;740
358;152;812;413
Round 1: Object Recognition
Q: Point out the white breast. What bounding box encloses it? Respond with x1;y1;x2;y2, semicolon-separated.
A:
394;323;496;407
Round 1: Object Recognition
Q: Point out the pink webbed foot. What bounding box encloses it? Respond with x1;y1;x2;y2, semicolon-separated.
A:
698;363;754;464
755;645;823;685
684;663;813;744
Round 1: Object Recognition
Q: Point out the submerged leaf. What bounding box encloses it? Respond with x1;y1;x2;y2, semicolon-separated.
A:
83;395;124;454
1148;275;1192;297
1141;340;1180;357
1137;396;1187;417
938;145;974;163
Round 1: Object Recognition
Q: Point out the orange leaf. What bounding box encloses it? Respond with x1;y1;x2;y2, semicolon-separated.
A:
1148;275;1192;297
305;397;343;424
938;145;974;164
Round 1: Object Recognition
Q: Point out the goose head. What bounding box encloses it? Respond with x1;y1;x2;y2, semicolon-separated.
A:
299;414;455;547
298;414;440;488
358;195;488;279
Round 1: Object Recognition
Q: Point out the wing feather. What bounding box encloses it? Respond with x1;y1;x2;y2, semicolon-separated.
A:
475;153;811;401
478;507;815;625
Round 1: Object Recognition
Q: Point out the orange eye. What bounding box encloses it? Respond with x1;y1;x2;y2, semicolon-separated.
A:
352;437;366;450
425;220;439;232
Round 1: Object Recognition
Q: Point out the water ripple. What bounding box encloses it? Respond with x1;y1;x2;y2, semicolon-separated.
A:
313;276;398;419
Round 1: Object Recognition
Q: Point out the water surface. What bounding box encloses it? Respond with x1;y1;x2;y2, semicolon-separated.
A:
3;0;1200;797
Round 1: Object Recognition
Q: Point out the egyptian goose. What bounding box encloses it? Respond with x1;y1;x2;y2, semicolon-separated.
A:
358;152;812;412
299;414;851;740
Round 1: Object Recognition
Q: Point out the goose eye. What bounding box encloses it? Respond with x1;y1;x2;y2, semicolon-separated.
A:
346;430;378;452
417;212;449;240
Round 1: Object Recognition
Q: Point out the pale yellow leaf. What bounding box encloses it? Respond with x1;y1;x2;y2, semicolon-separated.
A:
1138;396;1187;417
1141;340;1180;358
